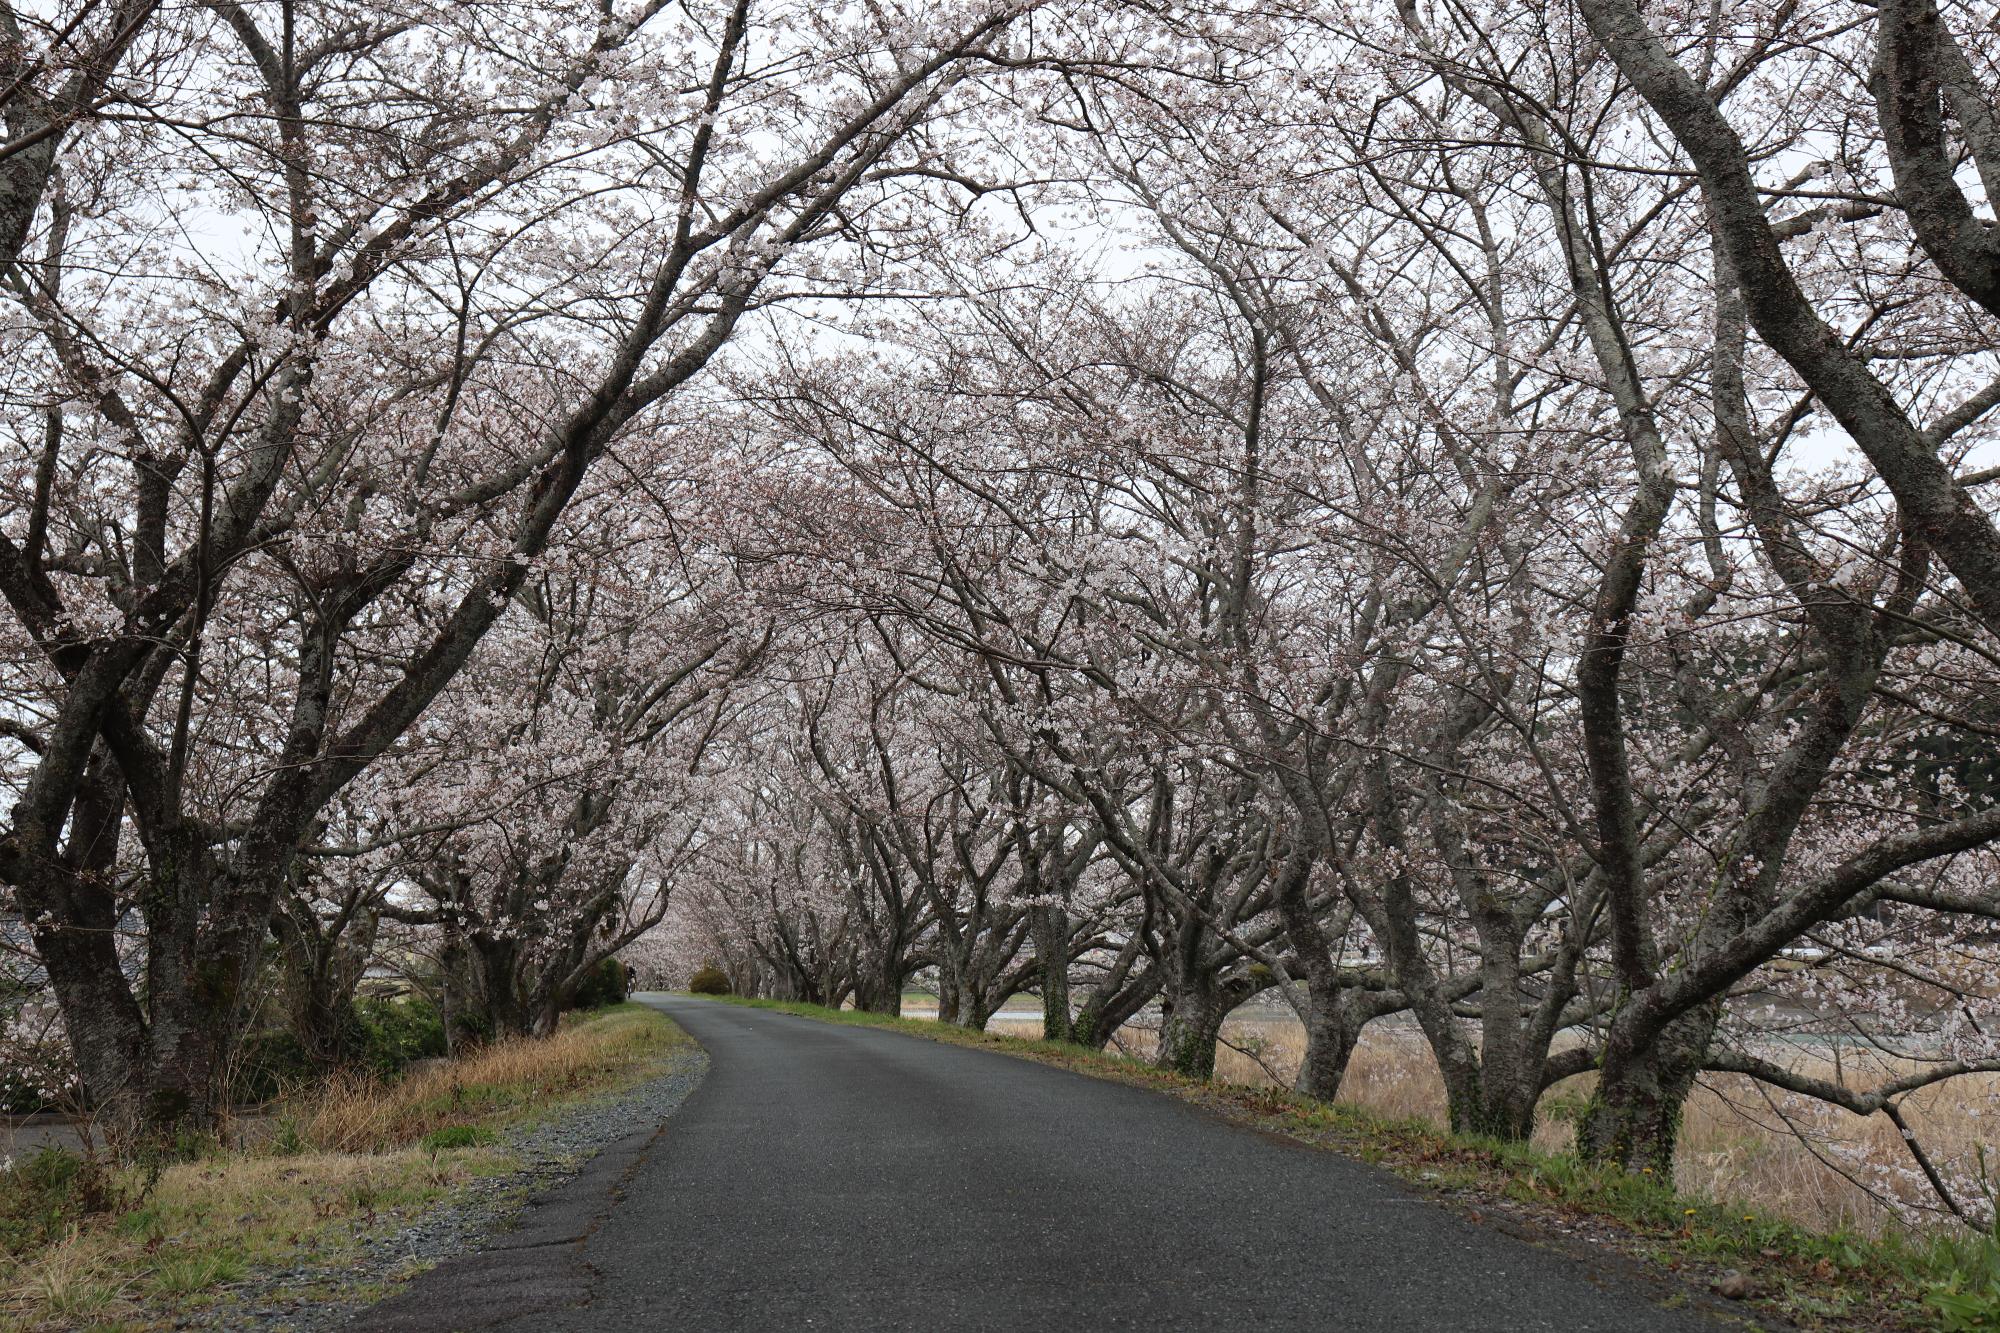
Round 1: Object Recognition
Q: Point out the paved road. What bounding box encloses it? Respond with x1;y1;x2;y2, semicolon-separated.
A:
370;997;1726;1331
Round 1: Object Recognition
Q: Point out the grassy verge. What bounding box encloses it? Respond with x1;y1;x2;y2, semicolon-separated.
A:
699;994;1999;1332
0;1003;689;1333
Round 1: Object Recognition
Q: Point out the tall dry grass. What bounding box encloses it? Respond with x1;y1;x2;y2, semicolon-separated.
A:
298;1002;673;1152
967;1010;1996;1238
0;1004;681;1332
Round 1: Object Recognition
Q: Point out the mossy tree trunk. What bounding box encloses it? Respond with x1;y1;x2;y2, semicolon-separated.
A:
1033;904;1073;1043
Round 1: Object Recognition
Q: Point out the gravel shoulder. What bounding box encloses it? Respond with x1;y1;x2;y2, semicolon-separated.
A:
190;1042;707;1332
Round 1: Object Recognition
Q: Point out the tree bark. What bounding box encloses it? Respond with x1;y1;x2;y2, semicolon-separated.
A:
1576;1004;1719;1172
1034;904;1073;1043
1154;978;1230;1080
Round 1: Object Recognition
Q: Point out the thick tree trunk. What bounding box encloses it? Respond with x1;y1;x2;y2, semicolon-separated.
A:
286;983;367;1071
20;873;145;1116
120;1010;231;1145
1294;1000;1359;1101
271;902;376;1071
437;932;483;1053
1070;994;1114;1049
81;980;240;1146
957;991;994;1031
531;988;565;1038
934;930;973;1026
441;933;539;1046
1265;839;1367;1102
1070;949;1159;1051
35;829;276;1148
1365;786;1496;1138
479;940;538;1039
1294;977;1381;1102
1448;928;1544;1141
1454;1071;1541;1141
1033;904;1073;1043
1154;979;1229;1079
12;754;146;1123
1577;1003;1718;1172
851;964;903;1015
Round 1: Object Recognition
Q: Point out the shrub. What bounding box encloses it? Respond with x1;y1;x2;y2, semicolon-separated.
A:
567;956;628;1011
356;996;447;1074
231;997;446;1102
0;1146;126;1257
231;1026;314;1103
687;965;731;996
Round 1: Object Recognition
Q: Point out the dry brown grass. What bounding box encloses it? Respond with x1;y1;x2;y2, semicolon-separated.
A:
2;1149;478;1332
972;1011;1996;1238
299;1002;675;1153
0;1003;685;1332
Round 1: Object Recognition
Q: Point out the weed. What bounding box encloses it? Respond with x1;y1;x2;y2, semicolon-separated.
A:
0;1147;128;1256
111;1206;166;1245
270;1113;308;1156
8;1235;126;1324
149;1250;246;1297
297;1005;675;1153
1915;1226;2000;1330
418;1125;493;1152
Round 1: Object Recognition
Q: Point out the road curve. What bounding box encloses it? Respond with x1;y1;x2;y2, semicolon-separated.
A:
372;996;1725;1331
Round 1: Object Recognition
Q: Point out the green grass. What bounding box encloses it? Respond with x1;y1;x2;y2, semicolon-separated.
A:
695;994;2000;1331
418;1124;496;1152
0;1004;693;1332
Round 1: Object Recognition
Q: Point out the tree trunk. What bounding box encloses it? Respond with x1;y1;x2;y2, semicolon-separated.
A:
478;939;538;1039
1577;1003;1719;1171
1071;993;1115;1049
957;991;993;1031
38;833;273;1148
1033;904;1073;1043
270;901;376;1071
1448;926;1542;1141
19;869;145;1117
286;982;367;1071
1294;977;1380;1102
437;931;484;1053
1154;979;1229;1080
1070;950;1159;1051
441;934;539;1046
1266;840;1363;1102
852;965;902;1015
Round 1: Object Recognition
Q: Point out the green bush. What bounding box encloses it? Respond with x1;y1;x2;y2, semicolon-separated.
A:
356;995;447;1073
567;956;628;1011
0;1146;125;1257
1920;1223;2000;1332
231;1026;315;1104
687;964;731;996
231;996;447;1102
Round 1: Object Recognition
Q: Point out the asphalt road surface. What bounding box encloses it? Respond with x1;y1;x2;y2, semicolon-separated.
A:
368;996;1727;1331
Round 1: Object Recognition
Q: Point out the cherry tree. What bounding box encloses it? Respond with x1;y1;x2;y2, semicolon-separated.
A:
0;0;1045;1139
367;460;769;1042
